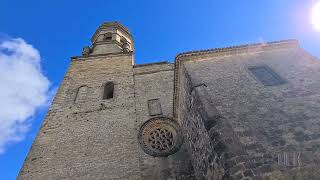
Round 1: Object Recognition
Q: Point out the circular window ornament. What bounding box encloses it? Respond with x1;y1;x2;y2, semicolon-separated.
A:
138;117;183;157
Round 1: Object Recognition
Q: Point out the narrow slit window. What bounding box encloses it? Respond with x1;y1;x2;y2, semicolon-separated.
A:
249;66;285;86
103;82;114;99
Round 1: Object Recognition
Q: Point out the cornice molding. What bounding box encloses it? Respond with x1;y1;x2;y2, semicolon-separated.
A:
71;51;133;61
91;22;133;43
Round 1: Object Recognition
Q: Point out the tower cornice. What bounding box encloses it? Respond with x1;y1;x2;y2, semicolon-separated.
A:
71;51;133;61
91;21;133;43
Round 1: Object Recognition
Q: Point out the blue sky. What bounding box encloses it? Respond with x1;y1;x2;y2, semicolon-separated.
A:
0;0;319;179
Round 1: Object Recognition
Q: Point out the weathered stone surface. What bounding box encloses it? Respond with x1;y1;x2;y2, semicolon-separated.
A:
175;41;320;179
18;22;320;180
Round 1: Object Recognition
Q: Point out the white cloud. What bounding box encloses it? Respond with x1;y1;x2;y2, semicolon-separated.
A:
0;38;51;154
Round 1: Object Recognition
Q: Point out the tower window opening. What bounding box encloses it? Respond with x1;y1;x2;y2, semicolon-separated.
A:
104;34;112;41
103;82;114;99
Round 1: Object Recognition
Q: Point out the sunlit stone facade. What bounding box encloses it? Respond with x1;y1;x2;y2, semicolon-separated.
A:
18;22;320;180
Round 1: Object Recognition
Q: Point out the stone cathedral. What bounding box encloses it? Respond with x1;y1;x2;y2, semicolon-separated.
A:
18;22;320;180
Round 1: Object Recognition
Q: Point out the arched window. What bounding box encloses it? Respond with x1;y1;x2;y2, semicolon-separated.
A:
103;82;114;99
75;85;88;103
104;33;112;41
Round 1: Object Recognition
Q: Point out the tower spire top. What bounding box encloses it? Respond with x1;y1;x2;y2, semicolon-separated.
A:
82;22;134;56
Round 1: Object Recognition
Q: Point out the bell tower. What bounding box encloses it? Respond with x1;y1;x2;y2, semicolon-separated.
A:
18;22;141;179
83;22;134;56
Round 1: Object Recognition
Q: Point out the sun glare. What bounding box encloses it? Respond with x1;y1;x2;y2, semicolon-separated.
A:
312;1;320;31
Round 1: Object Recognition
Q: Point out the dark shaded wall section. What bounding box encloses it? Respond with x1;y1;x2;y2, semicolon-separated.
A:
177;66;263;179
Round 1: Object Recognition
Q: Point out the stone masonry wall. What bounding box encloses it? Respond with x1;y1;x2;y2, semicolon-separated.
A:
18;53;142;179
177;66;263;180
133;62;195;180
19;38;320;180
182;45;320;179
177;66;224;179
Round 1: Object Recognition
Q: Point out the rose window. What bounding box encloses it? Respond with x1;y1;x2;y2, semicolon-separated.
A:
138;117;183;157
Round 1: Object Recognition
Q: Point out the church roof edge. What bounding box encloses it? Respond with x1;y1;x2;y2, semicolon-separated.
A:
175;39;299;60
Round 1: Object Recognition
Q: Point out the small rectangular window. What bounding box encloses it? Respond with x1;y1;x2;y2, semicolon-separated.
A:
148;99;162;116
249;66;285;86
75;85;88;103
103;82;114;99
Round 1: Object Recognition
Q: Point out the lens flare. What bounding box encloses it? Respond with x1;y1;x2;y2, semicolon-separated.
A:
312;1;320;31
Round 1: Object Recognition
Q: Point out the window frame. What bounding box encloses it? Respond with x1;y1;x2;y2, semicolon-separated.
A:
102;82;115;100
74;85;88;103
248;66;286;86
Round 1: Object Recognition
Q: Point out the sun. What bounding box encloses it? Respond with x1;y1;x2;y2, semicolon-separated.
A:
312;1;320;31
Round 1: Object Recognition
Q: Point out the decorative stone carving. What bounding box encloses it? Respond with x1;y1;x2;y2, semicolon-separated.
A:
82;46;91;56
138;117;183;157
